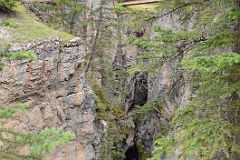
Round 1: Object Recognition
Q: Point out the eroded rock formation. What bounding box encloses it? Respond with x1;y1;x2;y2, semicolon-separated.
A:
0;38;101;160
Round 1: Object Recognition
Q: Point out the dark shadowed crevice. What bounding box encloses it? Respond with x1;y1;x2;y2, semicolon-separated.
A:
125;144;139;160
127;72;148;112
134;72;148;106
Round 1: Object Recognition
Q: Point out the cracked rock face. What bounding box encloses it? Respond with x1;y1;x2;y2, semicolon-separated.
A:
0;38;100;160
111;11;192;157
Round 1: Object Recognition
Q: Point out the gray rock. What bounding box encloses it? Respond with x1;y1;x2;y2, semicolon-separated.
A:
0;38;100;160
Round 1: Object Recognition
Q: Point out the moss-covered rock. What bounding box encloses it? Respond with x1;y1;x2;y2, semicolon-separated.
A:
135;141;149;160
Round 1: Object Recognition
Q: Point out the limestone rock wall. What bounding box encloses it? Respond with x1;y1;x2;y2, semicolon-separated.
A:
0;38;101;160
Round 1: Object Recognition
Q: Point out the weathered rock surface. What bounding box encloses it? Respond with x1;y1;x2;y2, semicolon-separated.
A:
112;11;192;158
0;38;100;160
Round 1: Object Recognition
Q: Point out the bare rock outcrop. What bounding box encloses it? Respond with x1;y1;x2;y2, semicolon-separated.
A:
0;38;100;160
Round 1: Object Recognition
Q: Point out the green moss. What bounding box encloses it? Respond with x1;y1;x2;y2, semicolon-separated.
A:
118;120;129;137
161;127;167;137
93;82;111;111
135;141;149;160
14;103;29;110
92;82;113;120
112;106;125;118
114;2;125;14
127;4;157;11
154;98;163;112
92;81;126;121
96;112;115;121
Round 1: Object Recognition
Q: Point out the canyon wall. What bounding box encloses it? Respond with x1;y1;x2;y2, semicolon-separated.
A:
0;1;194;159
0;38;102;160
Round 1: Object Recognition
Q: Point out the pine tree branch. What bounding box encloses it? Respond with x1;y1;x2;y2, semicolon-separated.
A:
150;0;211;21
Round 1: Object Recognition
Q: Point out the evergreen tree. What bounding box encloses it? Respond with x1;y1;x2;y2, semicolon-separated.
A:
128;0;240;159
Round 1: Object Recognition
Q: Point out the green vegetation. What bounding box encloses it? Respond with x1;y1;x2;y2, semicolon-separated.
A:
54;0;84;28
114;2;125;14
0;50;37;70
135;141;149;160
33;0;85;34
29;128;74;158
0;103;75;159
0;62;5;70
0;3;73;69
127;4;157;11
1;0;240;159
125;0;240;159
99;122;127;160
92;81;125;121
0;3;73;51
92;82;112;120
92;82;127;159
130;98;162;120
0;3;75;158
0;103;28;118
0;19;15;27
151;105;240;160
3;50;37;60
13;3;73;41
0;127;74;159
0;0;18;11
34;2;53;11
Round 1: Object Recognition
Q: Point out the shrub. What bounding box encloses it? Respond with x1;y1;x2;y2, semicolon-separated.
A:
0;0;18;11
4;50;37;60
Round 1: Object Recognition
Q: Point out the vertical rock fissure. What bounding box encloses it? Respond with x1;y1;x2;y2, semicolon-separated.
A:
133;72;148;107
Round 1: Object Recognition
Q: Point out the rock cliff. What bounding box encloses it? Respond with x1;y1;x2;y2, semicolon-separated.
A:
0;38;101;160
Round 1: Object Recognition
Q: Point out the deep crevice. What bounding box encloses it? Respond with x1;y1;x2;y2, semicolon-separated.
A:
134;72;148;106
125;144;139;160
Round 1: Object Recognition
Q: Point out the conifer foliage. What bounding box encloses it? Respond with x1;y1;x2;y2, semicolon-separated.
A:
128;0;240;159
0;103;75;160
0;0;18;11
